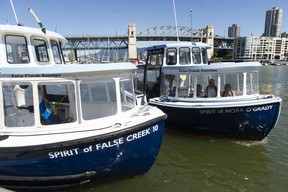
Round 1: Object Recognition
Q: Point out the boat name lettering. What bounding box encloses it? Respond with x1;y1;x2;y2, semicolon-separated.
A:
199;105;273;115
48;126;158;159
178;69;217;73
246;105;273;112
11;74;61;78
48;148;79;159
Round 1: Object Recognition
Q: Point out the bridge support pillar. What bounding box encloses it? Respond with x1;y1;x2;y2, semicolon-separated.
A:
206;25;214;59
200;25;214;59
128;23;137;64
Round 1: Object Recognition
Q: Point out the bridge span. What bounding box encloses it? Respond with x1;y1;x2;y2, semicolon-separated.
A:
63;25;234;62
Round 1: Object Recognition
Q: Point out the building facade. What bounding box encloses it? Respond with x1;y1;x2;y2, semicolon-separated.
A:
263;7;283;37
233;36;288;61
228;24;240;38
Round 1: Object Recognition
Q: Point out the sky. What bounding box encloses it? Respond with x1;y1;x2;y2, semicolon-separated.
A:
0;0;287;37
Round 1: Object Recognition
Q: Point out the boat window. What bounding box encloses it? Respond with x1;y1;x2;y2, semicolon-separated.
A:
38;83;76;125
32;38;50;63
220;74;243;97
51;40;62;64
5;35;30;64
202;48;208;64
80;80;117;120
179;47;191;65
147;49;163;66
120;78;135;112
197;75;218;97
246;72;259;95
166;48;177;65
134;66;145;94
192;47;201;64
164;74;176;97
3;83;34;127
177;74;190;97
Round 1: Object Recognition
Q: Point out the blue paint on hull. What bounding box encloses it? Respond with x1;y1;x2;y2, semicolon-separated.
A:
152;102;281;140
0;121;165;190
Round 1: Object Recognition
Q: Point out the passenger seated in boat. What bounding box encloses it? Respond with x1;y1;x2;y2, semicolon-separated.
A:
168;87;176;97
222;83;236;97
167;56;176;65
196;84;205;97
205;79;217;97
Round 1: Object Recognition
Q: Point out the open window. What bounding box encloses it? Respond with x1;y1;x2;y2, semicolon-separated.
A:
38;82;76;125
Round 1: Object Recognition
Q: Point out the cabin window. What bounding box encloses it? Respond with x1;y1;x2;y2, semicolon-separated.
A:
38;82;76;125
246;72;259;95
164;74;176;97
32;38;50;63
192;47;201;64
179;47;191;65
220;74;243;97
197;75;218;97
3;83;34;127
147;49;163;66
51;40;62;64
120;78;135;112
134;67;145;94
202;48;208;64
5;35;30;64
177;74;190;97
166;48;177;65
80;80;117;120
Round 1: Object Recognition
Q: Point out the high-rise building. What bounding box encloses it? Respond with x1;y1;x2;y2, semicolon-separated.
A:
263;7;283;37
228;24;240;37
233;36;288;61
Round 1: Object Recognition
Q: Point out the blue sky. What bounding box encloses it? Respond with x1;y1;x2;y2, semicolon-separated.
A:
0;0;287;37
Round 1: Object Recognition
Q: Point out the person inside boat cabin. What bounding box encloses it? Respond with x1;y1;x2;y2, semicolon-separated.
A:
168;86;176;97
205;79;217;97
222;83;236;97
167;56;176;65
196;84;205;97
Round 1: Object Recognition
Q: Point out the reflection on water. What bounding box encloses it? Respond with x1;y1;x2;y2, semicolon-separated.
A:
64;66;288;192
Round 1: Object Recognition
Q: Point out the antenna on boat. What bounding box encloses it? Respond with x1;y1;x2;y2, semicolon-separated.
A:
172;0;179;42
28;8;46;34
9;0;22;26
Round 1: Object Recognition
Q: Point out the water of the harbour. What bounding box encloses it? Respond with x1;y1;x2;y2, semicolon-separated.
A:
64;66;288;192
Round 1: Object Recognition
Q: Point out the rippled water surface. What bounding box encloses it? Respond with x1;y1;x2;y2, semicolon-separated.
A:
65;66;288;192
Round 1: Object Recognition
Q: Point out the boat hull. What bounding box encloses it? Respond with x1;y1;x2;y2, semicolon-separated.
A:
0;118;165;190
150;98;281;140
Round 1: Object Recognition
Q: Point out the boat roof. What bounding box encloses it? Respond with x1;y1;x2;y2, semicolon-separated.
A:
0;24;67;43
146;41;212;50
0;62;137;76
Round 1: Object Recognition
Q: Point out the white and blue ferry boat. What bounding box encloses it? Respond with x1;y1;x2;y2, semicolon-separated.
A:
0;13;166;190
136;42;282;140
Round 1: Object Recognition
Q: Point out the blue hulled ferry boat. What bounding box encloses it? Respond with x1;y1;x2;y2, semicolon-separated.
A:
136;42;281;140
0;9;166;190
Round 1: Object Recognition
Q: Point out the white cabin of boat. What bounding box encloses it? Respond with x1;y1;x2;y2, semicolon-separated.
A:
0;24;67;66
137;42;263;101
0;24;141;135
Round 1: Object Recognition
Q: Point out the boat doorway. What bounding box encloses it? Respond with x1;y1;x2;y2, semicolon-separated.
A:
143;48;164;99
